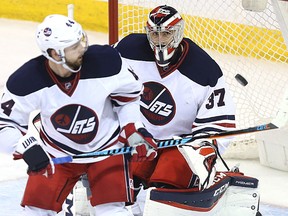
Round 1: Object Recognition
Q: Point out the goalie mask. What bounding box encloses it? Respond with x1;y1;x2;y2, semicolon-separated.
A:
36;14;88;73
145;5;184;67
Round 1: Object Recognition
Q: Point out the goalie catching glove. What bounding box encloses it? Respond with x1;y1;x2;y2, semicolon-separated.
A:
119;122;157;162
178;141;217;191
13;134;55;177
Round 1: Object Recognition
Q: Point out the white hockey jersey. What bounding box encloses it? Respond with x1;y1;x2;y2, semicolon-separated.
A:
114;34;236;141
0;45;143;162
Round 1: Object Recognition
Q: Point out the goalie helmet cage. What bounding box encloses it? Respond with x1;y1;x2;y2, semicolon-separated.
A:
108;0;288;159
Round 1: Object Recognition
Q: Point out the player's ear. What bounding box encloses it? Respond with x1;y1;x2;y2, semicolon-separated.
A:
49;49;61;61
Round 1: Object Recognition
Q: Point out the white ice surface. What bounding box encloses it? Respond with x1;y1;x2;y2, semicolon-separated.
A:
0;18;288;216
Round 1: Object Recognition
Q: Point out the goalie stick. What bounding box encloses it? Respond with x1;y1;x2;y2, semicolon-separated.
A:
51;122;280;164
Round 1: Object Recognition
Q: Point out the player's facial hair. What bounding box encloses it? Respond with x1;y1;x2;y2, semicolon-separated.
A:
65;57;82;70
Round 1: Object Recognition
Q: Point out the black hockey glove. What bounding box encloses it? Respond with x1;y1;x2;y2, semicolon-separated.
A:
13;134;55;177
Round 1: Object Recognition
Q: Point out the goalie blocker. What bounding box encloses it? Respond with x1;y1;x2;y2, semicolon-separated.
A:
143;171;261;216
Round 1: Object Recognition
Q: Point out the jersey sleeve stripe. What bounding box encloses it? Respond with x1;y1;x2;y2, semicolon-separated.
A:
193;115;235;124
0;117;29;134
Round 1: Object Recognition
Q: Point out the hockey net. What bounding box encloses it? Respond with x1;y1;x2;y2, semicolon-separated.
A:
111;0;288;159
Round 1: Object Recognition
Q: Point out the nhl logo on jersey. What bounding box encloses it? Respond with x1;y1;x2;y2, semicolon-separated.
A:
140;81;175;125
51;104;98;144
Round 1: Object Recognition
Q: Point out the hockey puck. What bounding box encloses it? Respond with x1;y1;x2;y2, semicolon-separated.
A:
235;74;248;86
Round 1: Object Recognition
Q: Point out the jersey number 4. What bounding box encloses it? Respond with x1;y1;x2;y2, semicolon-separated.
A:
1;99;15;116
206;88;225;109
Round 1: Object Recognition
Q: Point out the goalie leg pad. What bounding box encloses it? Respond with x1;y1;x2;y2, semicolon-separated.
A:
143;172;260;216
93;202;134;215
148;147;195;188
63;179;96;216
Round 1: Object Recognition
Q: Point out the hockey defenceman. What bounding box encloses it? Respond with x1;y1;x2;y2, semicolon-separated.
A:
113;5;250;215
0;14;158;215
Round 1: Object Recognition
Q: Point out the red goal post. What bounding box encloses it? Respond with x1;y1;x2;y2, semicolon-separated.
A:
108;1;119;45
108;0;288;159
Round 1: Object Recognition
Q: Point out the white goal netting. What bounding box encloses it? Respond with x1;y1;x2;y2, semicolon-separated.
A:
116;0;288;158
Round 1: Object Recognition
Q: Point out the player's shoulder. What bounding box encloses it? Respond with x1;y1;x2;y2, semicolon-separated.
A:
7;55;53;96
180;38;223;87
81;44;123;78
114;33;154;61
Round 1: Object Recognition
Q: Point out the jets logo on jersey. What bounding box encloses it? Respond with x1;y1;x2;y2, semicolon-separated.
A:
51;104;98;144
140;81;175;125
